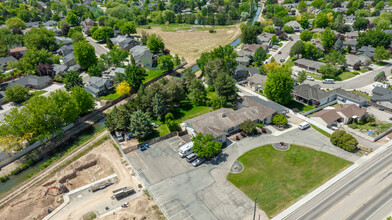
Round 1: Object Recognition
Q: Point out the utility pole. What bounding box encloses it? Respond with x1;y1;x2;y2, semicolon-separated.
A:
253;197;257;220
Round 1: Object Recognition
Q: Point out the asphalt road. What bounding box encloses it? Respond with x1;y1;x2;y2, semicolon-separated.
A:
305;64;392;90
86;36;109;57
284;144;392;220
271;34;300;63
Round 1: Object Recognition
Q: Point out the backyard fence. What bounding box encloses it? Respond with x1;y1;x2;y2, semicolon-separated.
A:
344;125;392;142
301;100;337;116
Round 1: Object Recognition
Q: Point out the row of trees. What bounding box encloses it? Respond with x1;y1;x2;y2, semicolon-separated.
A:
0;87;95;151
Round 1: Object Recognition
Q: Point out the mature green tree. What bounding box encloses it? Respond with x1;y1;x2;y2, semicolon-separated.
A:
374;71;387;82
152;93;166;121
106;37;114;50
147;34;165;54
24;27;56;51
253;47;267;63
92;27;114;41
64;71;83;91
290;40;305;58
5;17;26;29
240;119;257;134
272;114;288;126
264;68;293;104
204;59;224;85
128;110;153;139
300;30;313;42
105;107;118;131
87;64;102;77
16;48;52;74
101;47;129;67
357;29;392;48
70;86;95;115
65;11;79;26
118;65;147;90
188;78;207;106
214;72;238;108
71;31;85;43
4;85;29;103
374;46;391;63
325;50;346;65
158;54;174;71
298;0;307;10
240;24;258;44
314;13;329;28
49;90;79;125
297;71;307;83
196;45;237;75
321;27;335;51
119;22;136;36
192;133;222;158
353;17;368;30
333;38;343;52
303;42;323;60
330;130;358;152
319;63;340;78
73;40;97;69
282;26;294;33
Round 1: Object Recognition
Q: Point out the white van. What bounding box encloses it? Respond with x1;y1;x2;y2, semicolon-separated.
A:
322;79;335;84
299;122;310;130
179;142;194;158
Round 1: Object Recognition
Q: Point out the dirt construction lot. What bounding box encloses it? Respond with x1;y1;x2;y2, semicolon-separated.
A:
0;140;163;220
137;24;241;67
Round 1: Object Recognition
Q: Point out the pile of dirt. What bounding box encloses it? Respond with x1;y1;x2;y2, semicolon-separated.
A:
101;194;164;220
0;141;115;220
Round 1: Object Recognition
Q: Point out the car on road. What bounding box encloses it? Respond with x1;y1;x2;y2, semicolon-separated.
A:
115;131;124;142
278;51;281;54
307;76;314;81
299;122;310;130
289;37;293;41
272;45;279;50
379;107;385;111
192;157;206;167
322;79;335;84
280;58;285;63
139;144;147;151
186;153;198;163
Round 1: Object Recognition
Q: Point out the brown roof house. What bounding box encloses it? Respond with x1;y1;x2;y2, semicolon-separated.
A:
310;104;367;128
182;97;277;143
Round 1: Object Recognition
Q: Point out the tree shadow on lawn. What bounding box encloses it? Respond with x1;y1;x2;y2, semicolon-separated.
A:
170;101;193;120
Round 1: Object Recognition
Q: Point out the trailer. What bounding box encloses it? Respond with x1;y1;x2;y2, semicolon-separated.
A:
112;187;135;199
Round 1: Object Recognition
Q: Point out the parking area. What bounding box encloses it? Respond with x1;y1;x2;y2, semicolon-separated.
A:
367;106;392;123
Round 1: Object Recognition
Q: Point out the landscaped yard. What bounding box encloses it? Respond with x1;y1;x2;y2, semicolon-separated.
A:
348;121;392;136
305;72;322;80
99;92;121;100
227;145;352;218
29;90;47;98
284;100;315;112
143;69;166;83
350;90;370;99
305;71;357;81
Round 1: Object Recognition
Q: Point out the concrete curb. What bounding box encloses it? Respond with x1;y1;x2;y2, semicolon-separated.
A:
272;140;392;220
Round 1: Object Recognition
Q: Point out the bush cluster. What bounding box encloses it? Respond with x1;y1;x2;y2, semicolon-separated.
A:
330;130;358;152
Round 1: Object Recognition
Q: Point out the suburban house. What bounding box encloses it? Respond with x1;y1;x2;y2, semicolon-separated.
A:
257;33;274;47
55;36;73;46
239;95;288;114
343;15;356;25
81;18;95;33
6;75;51;89
110;36;139;51
68;64;81;72
244;44;268;54
343;40;358;52
234;64;259;79
26;22;40;28
357;46;375;58
0;56;17;71
381;6;392;13
345;31;359;39
60;53;76;66
311;39;324;50
284;21;303;32
56;45;73;56
43;20;57;27
84;76;113;97
345;54;371;67
9;47;27;56
293;84;368;107
236;56;251;66
293;59;324;72
371;87;392;112
52;64;68;75
109;67;126;79
247;74;267;92
129;46;153;68
310;104;367;128
182;97;278;143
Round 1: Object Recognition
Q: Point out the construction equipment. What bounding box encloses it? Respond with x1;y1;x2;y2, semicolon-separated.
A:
44;184;68;196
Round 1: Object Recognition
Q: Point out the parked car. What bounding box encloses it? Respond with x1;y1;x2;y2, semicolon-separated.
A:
294;70;299;76
278;51;281;54
186;153;198;163
323;79;335;84
379;107;385;111
139;144;147;151
272;45;279;50
299;122;310;130
115;131;124;142
280;58;285;63
289;37;293;41
192;157;206;167
306;76;314;81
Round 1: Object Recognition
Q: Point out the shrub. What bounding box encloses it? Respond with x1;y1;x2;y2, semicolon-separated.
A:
374;71;387;82
330;130;358;152
240;131;246;137
353;63;361;70
257;123;264;128
209;29;216;33
272;114;288;126
262;128;267;133
167;120;181;132
0;175;9;182
236;136;240;140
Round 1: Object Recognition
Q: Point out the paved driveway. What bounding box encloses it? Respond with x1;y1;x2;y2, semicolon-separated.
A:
127;129;359;220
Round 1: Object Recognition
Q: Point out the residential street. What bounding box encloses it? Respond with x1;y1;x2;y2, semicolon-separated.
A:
270;34;300;63
281;142;392;220
86;36;109;56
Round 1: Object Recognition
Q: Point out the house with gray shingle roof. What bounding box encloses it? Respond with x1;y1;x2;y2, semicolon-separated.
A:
293;59;324;72
84;76;113;97
285;21;303;32
43;20;58;27
6;75;51;89
371;87;392;111
129;45;153;68
0;56;17;71
60;53;76;66
247;74;267;92
55;36;73;46
53;64;68;75
357;46;375;58
109;67;125;79
111;36;139;51
345;54;370;67
56;44;73;56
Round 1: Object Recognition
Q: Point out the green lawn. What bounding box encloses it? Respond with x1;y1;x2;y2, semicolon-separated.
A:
227;145;352;218
305;72;323;80
359;68;368;73
348;121;392;136
143;69;166;83
336;71;357;81
29;90;47;98
310;124;332;138
99;92;121;100
284;100;315;112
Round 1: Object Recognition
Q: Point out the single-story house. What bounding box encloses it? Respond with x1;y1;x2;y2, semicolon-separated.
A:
46;26;62;36
55;36;73;46
111;36;139;51
257;33;274;47
370;87;392;111
56;45;73;56
43;20;58;27
293;58;324;72
52;64;68;75
345;54;371;67
182;99;276;143
343;15;356;24
345;31;359;39
26;22;40;28
7;75;51;89
84;76;113;97
381;6;392;13
239;95;288;114
234;64;259;79
109;67;126;79
244;44;268;54
357;46;375;58
293;84;368;107
285;21;303;32
60;53;76;66
236;56;251;66
68;64;81;72
237;49;253;58
247;74;267;91
0;56;17;71
81;18;95;33
310;104;366;128
129;45;153;68
343;39;358;52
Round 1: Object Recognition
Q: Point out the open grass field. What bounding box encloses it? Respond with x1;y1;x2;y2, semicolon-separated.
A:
227;145;351;218
137;24;241;67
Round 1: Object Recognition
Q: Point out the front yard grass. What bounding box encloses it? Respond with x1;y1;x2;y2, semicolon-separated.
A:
359;68;368;73
336;71;357;81
305;72;323;80
99;92;121;100
283;100;315;112
29;90;47;98
143;69;166;83
227;145;352;218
